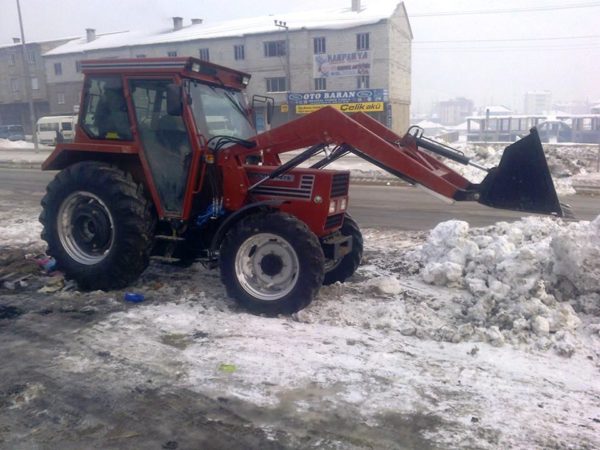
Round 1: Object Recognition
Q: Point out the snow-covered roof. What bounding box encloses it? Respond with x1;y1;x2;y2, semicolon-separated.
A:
448;121;479;131
415;119;445;129
0;35;79;50
45;0;405;56
482;105;512;114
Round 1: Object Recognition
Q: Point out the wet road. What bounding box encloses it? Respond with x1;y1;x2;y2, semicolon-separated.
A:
0;167;597;228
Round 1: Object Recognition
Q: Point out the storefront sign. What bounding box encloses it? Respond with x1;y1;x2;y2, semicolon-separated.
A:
295;102;384;114
288;89;386;105
314;51;371;78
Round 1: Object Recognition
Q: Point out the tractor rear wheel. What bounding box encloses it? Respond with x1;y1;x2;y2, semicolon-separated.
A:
323;214;363;285
39;162;154;290
219;212;324;315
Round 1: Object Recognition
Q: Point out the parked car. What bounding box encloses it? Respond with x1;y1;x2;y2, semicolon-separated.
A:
0;124;26;141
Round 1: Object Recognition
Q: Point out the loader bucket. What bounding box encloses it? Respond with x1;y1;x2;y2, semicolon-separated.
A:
477;128;563;216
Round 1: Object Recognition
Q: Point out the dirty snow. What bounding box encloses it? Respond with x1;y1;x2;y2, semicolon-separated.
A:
45;216;600;448
2;201;600;448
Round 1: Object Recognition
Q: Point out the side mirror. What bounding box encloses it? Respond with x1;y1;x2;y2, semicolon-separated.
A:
166;83;183;116
252;95;274;126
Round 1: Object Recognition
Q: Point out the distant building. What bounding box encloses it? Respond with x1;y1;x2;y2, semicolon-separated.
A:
42;0;412;132
0;37;72;132
434;97;473;126
524;91;552;115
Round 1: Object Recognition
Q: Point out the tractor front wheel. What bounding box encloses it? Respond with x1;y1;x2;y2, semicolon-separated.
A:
323;214;363;285
219;212;324;315
39;162;154;290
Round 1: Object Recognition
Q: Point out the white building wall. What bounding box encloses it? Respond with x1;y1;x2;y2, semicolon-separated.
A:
43;10;411;130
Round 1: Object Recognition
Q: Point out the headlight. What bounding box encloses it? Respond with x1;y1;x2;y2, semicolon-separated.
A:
339;198;347;211
329;200;336;214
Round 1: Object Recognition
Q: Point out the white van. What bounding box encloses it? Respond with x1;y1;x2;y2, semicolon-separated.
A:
36;115;77;145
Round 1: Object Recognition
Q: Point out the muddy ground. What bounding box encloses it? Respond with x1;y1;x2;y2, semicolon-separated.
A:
0;247;447;450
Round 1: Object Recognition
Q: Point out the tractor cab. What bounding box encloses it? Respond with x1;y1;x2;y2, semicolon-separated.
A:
44;57;259;218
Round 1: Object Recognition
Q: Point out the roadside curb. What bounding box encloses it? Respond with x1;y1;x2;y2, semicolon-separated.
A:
0;161;45;170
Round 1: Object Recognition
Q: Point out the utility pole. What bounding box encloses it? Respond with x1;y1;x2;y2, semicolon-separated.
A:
16;0;39;152
274;20;291;122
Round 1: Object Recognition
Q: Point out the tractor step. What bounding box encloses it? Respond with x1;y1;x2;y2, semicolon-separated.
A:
151;255;181;263
154;235;186;242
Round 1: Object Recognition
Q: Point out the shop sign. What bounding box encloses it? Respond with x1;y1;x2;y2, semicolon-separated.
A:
314;51;371;78
288;89;386;105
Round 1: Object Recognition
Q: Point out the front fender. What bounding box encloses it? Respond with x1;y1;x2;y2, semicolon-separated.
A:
209;200;286;256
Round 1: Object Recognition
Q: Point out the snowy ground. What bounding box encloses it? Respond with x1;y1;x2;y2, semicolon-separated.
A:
1;198;599;448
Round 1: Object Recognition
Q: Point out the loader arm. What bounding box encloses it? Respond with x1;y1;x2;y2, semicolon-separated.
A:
250;106;480;201
226;106;563;216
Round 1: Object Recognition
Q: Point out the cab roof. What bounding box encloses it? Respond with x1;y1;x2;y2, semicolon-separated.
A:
81;57;251;90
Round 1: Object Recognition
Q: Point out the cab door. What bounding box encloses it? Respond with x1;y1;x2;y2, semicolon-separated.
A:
128;78;193;216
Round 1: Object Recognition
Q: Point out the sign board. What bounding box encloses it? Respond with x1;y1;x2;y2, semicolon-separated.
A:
288;89;387;114
295;102;384;114
280;104;289;113
314;51;371;78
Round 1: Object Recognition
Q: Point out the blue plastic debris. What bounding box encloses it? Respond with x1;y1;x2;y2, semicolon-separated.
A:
124;292;145;303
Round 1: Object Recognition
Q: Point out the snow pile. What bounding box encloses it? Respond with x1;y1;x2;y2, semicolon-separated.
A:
412;216;600;353
0;138;34;150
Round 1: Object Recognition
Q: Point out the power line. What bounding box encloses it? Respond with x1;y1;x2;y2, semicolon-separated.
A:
414;35;600;44
410;1;600;17
415;45;600;52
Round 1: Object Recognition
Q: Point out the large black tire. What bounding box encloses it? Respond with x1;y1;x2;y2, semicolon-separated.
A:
219;212;324;315
39;162;154;290
323;214;363;285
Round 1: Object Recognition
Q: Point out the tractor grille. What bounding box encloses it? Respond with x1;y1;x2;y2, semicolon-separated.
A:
325;213;345;230
331;173;350;197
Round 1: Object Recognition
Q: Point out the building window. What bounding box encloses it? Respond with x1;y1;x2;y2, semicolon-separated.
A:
136;54;147;58
234;44;245;60
357;75;370;89
75;60;82;73
9;54;16;65
313;37;326;54
266;77;287;92
10;78;19;93
264;40;286;57
57;93;65;104
27;51;35;64
54;62;62;75
31;77;39;90
198;48;210;61
314;78;326;91
167;50;178;57
357;32;370;50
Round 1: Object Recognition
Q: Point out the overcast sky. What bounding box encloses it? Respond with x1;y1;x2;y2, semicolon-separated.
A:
1;0;599;113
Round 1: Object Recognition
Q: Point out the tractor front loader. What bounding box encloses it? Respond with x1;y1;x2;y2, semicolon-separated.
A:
40;57;565;315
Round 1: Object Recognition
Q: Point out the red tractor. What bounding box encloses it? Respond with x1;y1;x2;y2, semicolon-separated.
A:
40;57;565;315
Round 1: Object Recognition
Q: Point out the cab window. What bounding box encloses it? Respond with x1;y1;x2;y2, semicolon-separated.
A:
81;76;132;140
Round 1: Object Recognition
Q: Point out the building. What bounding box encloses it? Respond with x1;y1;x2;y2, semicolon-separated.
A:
524;91;552;115
42;0;412;132
0;37;71;132
434;97;473;126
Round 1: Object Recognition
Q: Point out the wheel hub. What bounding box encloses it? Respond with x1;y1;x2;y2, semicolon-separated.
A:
235;233;300;301
57;191;114;265
260;253;284;276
